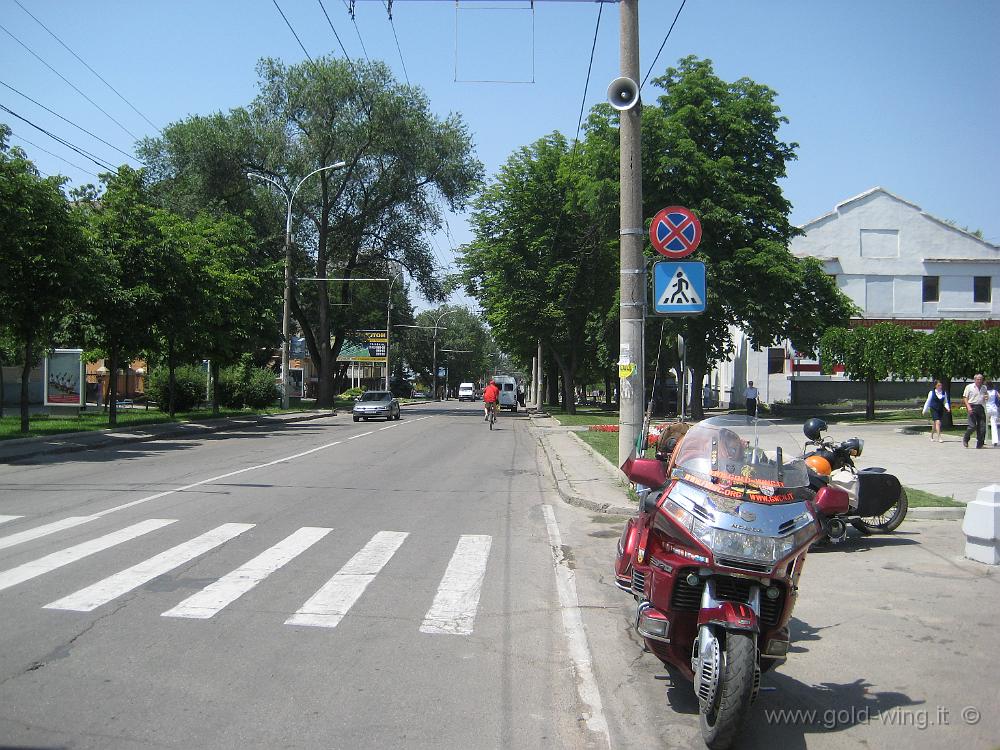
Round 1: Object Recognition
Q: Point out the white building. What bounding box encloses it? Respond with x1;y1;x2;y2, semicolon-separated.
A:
713;187;1000;407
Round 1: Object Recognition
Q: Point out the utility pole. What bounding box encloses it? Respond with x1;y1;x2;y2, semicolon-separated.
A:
618;0;645;465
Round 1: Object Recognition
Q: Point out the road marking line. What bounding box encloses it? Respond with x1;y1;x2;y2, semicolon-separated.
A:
162;526;332;619
0;515;23;526
0;516;97;551
0;519;176;593
347;431;374;440
43;523;254;612
420;534;492;635
286;530;408;628
541;504;610;744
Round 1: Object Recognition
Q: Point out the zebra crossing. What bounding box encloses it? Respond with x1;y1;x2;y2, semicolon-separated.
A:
0;516;494;635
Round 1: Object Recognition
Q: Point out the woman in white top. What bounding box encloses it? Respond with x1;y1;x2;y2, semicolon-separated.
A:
986;382;999;447
922;380;951;443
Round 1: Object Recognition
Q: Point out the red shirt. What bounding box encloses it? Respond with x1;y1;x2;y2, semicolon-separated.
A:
483;384;500;403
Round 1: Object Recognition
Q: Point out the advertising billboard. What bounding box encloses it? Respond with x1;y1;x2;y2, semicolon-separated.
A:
336;330;388;363
44;349;84;406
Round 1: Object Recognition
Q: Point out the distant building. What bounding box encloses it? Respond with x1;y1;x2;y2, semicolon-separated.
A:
712;187;1000;407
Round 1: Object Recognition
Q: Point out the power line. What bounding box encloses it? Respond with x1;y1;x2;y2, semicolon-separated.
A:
640;0;687;90
0;102;117;171
0;21;140;141
10;0;162;135
317;0;354;60
9;131;101;178
0;79;141;165
383;1;411;84
271;0;314;62
573;0;603;144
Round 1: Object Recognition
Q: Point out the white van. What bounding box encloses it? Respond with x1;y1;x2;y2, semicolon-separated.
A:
493;375;519;412
458;382;475;401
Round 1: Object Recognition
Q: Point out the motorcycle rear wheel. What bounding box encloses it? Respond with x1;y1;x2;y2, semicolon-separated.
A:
851;487;908;534
699;632;756;750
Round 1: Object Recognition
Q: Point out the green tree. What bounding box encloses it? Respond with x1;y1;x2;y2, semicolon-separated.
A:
140;56;482;407
459;133;617;413
915;321;990;429
399;305;492;389
0;126;90;431
820;323;920;419
586;57;856;418
76;167;163;426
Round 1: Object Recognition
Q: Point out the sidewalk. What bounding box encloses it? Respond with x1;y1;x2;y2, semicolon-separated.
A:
0;410;336;464
530;413;992;520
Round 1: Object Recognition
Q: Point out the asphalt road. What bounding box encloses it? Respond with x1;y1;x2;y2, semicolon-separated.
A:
0;402;602;750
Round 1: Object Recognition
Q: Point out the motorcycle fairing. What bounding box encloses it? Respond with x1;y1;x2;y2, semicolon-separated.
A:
698;600;760;633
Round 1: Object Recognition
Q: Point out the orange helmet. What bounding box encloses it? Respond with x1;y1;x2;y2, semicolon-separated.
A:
805;454;832;476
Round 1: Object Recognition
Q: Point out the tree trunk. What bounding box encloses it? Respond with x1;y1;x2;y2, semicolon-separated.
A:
19;335;33;433
552;351;577;415
546;362;559;407
604;372;612;408
689;364;706;421
865;379;876;420
332;361;349;400
0;356;5;419
211;360;220;416
109;347;119;427
168;335;177;417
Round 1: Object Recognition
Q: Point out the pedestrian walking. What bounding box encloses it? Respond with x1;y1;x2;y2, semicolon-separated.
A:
922;380;951;443
962;373;988;449
986;381;1000;447
744;381;759;418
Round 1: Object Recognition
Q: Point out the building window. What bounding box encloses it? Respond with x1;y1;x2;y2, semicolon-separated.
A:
767;348;785;375
974;276;992;303
922;276;939;302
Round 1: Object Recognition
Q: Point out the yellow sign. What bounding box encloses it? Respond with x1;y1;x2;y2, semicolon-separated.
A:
618;363;635;379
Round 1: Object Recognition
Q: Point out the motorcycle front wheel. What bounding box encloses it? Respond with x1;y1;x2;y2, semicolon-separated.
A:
851;487;908;534
699;632;756;750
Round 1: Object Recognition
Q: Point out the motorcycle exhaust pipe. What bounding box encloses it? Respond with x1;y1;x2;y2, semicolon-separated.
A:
827;517;848;543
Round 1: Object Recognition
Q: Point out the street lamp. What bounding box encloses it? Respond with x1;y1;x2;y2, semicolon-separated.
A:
247;162;347;409
385;270;403;391
395;309;455;401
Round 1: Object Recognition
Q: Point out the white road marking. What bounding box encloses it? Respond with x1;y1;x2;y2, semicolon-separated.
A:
162;526;332;619
0;519;176;593
541;504;610;744
43;523;254;612
347;431;374;440
286;530;408;628
420;534;492;635
0;515;23;526
0;516;97;551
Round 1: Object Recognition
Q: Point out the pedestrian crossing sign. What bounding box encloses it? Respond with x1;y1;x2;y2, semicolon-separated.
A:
652;260;706;316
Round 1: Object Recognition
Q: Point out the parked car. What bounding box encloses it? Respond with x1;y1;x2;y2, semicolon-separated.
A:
458;382;476;401
493;375;519;412
353;391;401;422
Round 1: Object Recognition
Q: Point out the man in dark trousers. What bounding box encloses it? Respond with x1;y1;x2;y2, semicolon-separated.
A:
744;381;759;418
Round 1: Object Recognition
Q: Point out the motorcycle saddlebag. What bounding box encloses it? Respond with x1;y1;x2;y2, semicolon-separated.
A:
856;470;902;517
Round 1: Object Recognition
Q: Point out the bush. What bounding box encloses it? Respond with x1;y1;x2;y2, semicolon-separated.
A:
147;365;205;413
242;367;279;408
216;366;245;409
340;387;364;401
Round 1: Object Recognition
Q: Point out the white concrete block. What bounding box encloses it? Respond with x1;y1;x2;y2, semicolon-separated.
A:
963;485;1000;565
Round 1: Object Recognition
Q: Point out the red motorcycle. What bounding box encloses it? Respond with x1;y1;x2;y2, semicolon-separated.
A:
615;416;844;749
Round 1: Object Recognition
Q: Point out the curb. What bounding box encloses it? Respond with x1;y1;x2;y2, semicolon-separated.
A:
0;411;336;462
528;418;634;516
567;431;627;483
906;506;966;520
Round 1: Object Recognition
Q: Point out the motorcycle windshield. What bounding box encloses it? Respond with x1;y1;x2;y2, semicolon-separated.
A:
671;415;810;504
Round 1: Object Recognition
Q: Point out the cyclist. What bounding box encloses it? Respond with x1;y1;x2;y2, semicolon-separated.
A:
482;379;500;421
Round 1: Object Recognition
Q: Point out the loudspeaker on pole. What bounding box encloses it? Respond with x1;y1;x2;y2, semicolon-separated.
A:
607;76;640;111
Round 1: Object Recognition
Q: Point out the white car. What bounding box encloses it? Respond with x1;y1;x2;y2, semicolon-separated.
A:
493;375;518;412
458;382;475;401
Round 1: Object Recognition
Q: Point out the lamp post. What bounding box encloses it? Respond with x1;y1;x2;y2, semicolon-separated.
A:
385;270;402;391
247;162;347;409
395;309;455;401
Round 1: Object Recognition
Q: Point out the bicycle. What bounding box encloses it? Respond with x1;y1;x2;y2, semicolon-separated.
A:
487;401;498;430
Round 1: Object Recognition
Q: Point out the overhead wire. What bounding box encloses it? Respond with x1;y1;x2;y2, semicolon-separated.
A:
0;21;140;141
0;103;116;171
383;1;411;85
640;0;687;91
271;0;314;62
9;0;162;135
317;0;354;61
9;131;101;178
0;80;142;165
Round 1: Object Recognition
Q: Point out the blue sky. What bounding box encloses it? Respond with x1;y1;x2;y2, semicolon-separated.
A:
3;0;998;310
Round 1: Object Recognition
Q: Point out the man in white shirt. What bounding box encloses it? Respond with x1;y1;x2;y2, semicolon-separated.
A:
963;373;988;449
744;381;759;418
